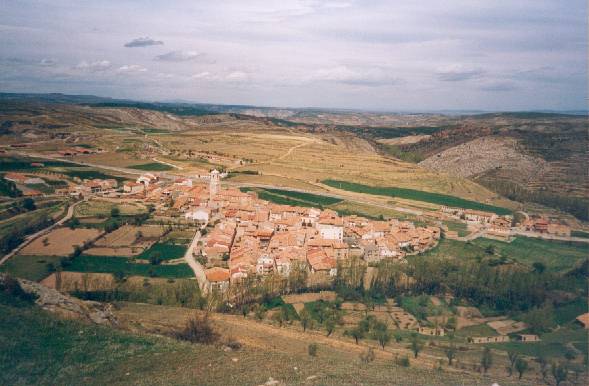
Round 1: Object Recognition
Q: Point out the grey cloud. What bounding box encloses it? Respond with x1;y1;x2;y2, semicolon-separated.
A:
124;37;163;47
74;60;112;72
436;66;484;82
155;50;203;62
311;66;401;87
39;58;57;66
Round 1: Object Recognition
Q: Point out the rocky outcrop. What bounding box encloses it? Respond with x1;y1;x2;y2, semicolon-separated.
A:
1;274;117;326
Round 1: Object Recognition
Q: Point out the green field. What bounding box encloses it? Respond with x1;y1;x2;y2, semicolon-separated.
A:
128;162;174;171
136;242;187;261
419;237;588;272
0;255;63;281
240;187;342;208
0;157;83;171
68;255;194;278
323;179;512;215
63;169;128;182
571;230;589;238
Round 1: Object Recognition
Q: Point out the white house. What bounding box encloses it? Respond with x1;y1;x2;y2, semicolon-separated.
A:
184;206;210;222
136;173;158;188
256;254;275;275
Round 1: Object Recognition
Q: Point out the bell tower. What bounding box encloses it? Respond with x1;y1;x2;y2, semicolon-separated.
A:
209;169;220;201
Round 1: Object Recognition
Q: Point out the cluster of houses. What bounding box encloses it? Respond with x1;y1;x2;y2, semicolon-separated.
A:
522;216;571;237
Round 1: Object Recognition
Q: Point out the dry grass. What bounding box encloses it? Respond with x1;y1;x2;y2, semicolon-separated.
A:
20;227;101;256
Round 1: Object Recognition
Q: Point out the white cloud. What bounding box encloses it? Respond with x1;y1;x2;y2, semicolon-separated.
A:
118;64;148;73
74;60;112;72
39;58;57;66
436;65;484;82
155;50;203;62
310;66;401;86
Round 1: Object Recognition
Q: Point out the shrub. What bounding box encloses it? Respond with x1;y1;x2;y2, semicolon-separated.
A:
395;355;410;367
173;313;219;344
308;343;318;357
0;274;37;306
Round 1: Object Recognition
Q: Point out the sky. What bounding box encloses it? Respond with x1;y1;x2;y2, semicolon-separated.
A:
0;0;587;111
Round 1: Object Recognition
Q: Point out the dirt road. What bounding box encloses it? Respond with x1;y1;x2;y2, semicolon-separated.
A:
182;228;209;293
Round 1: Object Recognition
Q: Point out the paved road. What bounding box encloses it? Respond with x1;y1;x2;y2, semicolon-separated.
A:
511;229;589;244
0;199;84;266
182;227;209;294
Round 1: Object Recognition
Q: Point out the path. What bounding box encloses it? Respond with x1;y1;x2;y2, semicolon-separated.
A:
182;226;209;294
0;199;84;266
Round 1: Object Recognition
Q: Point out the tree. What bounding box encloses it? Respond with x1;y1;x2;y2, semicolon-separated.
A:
299;308;311;332
22;198;36;211
360;347;375;363
532;261;546;274
149;251;162;265
484;245;496;255
254;306;266;321
480;347;493;373
110;206;120;217
523;304;555;334
393;330;403;343
515;358;528;379
42;237;49;246
409;333;423;358
241;304;250;318
507;351;519;376
68;217;80;229
308;343;318;357
325;318;336;337
174;313;219;344
372;322;391;350
345;326;365;344
536;355;549;382
551;362;568;386
444;343;457;365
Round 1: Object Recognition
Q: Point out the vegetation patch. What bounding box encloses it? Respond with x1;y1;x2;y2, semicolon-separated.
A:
323;179;512;215
136;242;187;261
0;255;63;281
128;162;174;171
68;255;194;278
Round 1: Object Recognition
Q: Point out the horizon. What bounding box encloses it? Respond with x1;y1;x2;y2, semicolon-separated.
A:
1;1;587;111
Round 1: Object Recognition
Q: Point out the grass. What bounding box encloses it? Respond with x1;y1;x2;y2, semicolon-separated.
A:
0;255;63;281
128;162;174;171
455;324;498;338
323;179;512;215
571;230;589;238
63;169;128;183
0;298;530;386
68;255;194;278
444;221;469;237
553;297;589;325
0;157;83;171
136;242;187;261
25;183;54;194
240;187;342;208
419;237;589;272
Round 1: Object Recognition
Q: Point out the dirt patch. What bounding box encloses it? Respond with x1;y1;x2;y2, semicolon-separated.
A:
91;225;164;256
282;291;336;304
20;227;102;256
377;135;431;145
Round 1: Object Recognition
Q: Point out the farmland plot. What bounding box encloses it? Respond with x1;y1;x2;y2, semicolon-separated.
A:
20;227;101;256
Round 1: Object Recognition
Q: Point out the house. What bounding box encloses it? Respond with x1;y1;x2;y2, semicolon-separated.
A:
464;209;496;224
306;247;337;276
575;313;589;329
185;206;210;223
515;334;540;342
136;173;158;188
123;182;144;194
417;327;445;336
174;178;193;187
205;267;230;292
316;210;343;241
256;254;275;275
468;336;510;344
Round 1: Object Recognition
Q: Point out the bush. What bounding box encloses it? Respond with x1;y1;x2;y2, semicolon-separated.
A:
173;313;219;344
308;343;318;357
395;355;410;367
0;274;37;306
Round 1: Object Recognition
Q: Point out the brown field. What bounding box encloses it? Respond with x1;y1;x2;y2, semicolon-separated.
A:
20;227;102;256
89;225;164;256
41;272;183;292
74;199;147;218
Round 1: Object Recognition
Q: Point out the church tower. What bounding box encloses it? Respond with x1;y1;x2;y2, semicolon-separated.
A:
209;169;220;201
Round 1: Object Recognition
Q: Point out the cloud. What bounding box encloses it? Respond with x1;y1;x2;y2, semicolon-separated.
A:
74;60;112;72
311;66;401;86
124;37;163;48
225;71;249;82
436;65;484;82
117;64;147;73
191;71;213;80
155;50;203;62
479;81;517;92
39;58;57;66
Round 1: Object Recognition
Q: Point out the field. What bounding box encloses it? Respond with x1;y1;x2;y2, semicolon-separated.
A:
128;162;174;171
136;242;187;261
0;254;63;281
19;227;101;256
0;297;535;386
74;200;147;218
323;179;512;215
67;255;194;278
419;237;589;271
242;187;342;208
